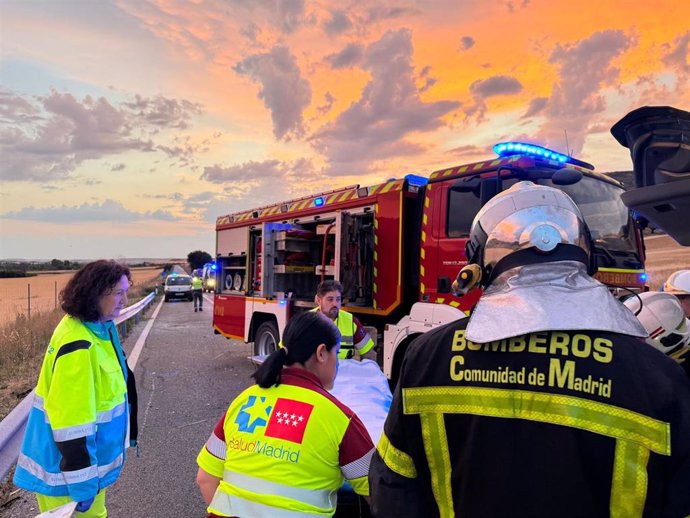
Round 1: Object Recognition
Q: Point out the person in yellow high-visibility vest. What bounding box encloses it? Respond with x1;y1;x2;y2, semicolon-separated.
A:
13;260;138;518
312;280;376;360
196;311;374;517
192;271;203;312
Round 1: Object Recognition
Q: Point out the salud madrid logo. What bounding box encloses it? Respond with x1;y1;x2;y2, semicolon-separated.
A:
235;395;314;444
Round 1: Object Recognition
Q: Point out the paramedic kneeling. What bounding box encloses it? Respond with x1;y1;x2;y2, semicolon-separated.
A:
369;181;690;518
196;311;374;517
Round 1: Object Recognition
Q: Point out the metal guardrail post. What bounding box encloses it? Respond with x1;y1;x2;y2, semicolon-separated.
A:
0;291;157;481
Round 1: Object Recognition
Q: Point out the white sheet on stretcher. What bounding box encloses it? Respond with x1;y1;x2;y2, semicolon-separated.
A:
329;358;392;446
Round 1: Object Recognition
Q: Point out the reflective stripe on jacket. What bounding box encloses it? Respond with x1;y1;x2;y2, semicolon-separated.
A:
14;316;130;502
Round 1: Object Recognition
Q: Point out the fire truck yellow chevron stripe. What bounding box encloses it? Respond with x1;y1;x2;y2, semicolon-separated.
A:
381;179;400;193
403;386;669;518
420;265;425;276
377;432;417;479
420;413;453;518
402;387;670;454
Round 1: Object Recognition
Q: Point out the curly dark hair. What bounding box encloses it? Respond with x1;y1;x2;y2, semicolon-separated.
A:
61;260;132;321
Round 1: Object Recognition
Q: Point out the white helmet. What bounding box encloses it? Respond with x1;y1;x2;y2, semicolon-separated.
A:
466;181;591;286
664;270;690;296
623;291;690;355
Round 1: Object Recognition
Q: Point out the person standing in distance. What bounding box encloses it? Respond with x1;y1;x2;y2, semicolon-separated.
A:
369;181;690;517
196;311;374;517
192;269;203;312
313;280;376;360
14;260;138;518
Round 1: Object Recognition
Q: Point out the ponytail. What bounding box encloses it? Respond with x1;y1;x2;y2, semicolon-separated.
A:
252;312;340;388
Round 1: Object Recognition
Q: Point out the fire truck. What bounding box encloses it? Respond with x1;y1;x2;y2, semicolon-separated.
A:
212;142;647;382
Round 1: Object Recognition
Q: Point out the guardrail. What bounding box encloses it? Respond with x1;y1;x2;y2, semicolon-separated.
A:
0;290;157;481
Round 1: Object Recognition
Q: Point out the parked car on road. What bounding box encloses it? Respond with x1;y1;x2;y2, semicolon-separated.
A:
164;274;193;302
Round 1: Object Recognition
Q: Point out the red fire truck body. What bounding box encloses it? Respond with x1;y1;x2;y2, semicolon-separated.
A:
213;144;647;380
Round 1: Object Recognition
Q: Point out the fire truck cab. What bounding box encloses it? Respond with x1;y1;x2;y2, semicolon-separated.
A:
212;142;646;383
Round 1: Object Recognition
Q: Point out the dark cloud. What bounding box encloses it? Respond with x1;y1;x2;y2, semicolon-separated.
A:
325;43;364;69
465;75;523;120
537;30;632;154
123;95;203;129
312;29;460;175
201;159;284;183
234;46;312;140
323;9;352;36
1;89;205;182
662;31;690;71
365;6;416;23
1;199;177;223
459;36;475;51
317;92;336;116
157;135;211;167
470;75;523;98
0;88;41;123
273;0;307;34
522;97;548;118
199;158;321;222
506;0;530;13
448;144;489;157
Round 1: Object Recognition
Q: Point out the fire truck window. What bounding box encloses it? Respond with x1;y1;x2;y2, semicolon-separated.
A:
447;190;482;237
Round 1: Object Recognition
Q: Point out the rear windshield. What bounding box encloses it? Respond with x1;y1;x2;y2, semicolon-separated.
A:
166;276;191;285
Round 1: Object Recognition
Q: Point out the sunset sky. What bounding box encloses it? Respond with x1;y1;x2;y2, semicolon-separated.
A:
1;0;689;260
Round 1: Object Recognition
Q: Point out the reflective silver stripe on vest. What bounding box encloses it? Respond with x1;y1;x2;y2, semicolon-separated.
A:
17;451;123;486
98;452;123;477
96;401;126;423
205;432;227;460
17;452;98;485
210;491;328;518
223;468;336;510
53;422;97;442
341;447;374;480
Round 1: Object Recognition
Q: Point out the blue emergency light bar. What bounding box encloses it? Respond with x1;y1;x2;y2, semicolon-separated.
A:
493;141;569;163
639;272;648;282
314;197;324;207
404;173;429;187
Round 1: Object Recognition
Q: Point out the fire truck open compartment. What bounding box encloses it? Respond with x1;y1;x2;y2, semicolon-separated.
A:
217;209;376;308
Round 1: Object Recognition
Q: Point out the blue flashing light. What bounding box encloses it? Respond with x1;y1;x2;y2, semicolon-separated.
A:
404;173;429;187
639;272;648;282
314;196;325;207
493;141;569;164
279;299;287;305
211;263;217;271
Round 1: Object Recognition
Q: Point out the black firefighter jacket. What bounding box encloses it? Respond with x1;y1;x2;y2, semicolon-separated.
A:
369;318;690;518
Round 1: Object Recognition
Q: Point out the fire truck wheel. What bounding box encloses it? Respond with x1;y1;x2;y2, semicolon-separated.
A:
254;321;279;356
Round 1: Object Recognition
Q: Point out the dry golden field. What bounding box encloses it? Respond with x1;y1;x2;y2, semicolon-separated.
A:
0;267;163;325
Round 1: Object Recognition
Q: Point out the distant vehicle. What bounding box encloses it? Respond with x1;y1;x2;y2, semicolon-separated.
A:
202;262;217;293
164;274;193;302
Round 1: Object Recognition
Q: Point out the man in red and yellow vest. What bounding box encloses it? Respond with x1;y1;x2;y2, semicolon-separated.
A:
313;280;375;360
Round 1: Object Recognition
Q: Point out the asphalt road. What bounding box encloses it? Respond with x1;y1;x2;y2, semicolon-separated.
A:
3;235;687;517
5;294;256;517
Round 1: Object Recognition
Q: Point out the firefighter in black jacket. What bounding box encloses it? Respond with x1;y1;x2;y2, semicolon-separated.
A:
369;181;690;518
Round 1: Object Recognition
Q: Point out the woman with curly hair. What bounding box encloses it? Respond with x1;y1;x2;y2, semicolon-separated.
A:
14;260;139;517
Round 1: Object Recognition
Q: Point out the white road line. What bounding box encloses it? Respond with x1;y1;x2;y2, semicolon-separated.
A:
128;297;165;369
